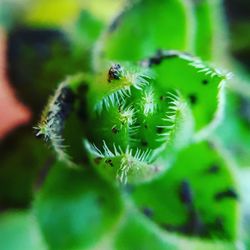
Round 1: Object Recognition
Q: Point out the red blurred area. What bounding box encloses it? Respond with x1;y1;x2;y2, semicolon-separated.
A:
0;28;31;139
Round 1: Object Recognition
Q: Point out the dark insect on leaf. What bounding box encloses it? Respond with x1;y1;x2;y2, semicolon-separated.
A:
108;64;123;82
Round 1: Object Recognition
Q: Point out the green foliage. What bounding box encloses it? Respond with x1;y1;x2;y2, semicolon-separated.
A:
114;212;236;250
129;142;239;240
192;0;228;62
141;51;228;133
215;90;250;167
0;211;46;250
0;130;52;208
114;212;177;250
96;0;192;65
34;161;123;250
1;0;249;249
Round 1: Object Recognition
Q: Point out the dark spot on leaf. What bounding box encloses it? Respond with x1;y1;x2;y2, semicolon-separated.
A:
144;124;148;129
205;216;225;237
207;164;220;174
105;159;114;167
94;157;103;165
160;95;166;101
162;202;227;237
77;83;89;96
111;126;119;134
156;127;164;133
141;50;181;67
162;210;205;236
202;79;209;85
214;188;238;201
186;209;205;236
188;94;197;104
141;139;148;147
179;180;193;205
142;207;154;218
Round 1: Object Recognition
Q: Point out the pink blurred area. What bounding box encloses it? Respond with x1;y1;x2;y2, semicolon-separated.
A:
0;28;31;139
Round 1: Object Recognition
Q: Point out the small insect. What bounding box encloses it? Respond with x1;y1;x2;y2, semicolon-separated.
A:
108;64;123;82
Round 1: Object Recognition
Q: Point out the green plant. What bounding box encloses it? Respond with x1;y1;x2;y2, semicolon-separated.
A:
1;0;249;249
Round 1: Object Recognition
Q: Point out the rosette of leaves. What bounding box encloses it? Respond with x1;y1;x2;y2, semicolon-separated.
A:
0;0;245;249
36;49;229;184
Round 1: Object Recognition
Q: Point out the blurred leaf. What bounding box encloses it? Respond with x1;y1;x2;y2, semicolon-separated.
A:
238;169;250;249
114;211;177;250
215;90;250;167
23;0;124;26
114;209;236;250
0;211;47;250
96;0;194;65
127;142;239;240
192;0;228;62
66;10;103;53
0;130;52;209
34;161;124;250
230;21;250;69
231;22;250;53
7;9;102;115
7;28;75;114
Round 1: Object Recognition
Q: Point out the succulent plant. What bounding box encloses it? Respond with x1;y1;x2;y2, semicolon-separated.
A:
1;0;249;249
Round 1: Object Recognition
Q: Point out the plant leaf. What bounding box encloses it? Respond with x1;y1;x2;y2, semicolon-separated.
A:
127;142;239;240
142;51;229;136
34;161;124;250
94;0;194;68
0;211;47;250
